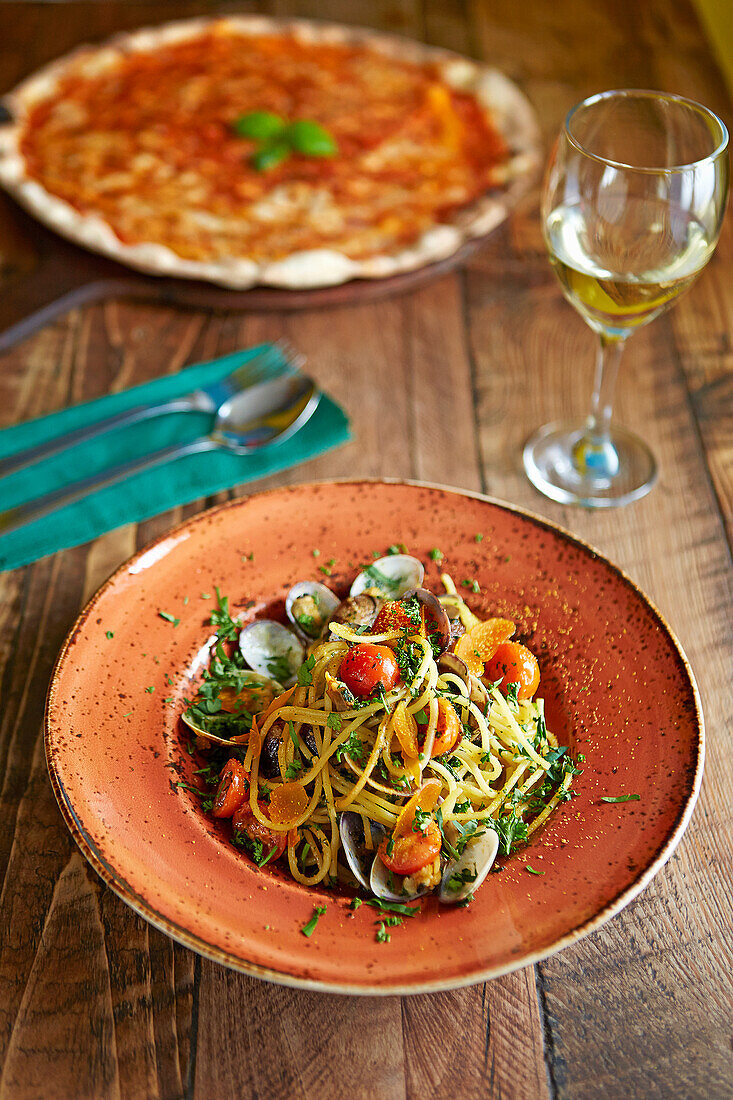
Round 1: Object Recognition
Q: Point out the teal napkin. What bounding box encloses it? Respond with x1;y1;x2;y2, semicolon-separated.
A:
0;344;350;572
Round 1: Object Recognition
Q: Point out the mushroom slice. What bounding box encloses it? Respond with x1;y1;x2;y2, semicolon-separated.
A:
339;811;387;890
369;852;432;902
439;828;499;903
329;594;381;631
286;581;340;640
350;555;424;600
238;620;305;687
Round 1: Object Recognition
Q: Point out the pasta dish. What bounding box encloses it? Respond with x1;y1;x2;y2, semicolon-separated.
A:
182;552;579;905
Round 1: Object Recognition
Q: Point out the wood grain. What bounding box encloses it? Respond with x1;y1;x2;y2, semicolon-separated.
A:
0;2;731;1099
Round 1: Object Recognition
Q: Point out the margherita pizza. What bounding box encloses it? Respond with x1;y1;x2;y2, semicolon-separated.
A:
0;17;541;289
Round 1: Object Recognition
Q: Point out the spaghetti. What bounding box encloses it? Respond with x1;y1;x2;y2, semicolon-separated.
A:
183;564;579;904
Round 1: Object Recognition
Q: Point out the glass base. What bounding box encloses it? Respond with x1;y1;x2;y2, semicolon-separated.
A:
523;420;657;508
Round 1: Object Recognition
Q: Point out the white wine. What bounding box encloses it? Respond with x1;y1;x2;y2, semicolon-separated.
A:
545;199;714;337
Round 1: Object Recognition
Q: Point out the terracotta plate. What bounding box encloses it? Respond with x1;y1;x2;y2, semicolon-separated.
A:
45;481;703;994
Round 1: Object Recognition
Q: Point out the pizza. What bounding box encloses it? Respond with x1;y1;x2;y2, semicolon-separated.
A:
0;16;541;290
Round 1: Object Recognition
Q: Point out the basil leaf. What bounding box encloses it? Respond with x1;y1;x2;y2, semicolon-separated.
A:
287;119;337;157
233;111;286;141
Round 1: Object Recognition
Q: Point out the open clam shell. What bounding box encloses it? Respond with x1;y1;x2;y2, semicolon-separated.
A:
180;710;241;746
238;619;305;686
339;811;387;890
286;581;339;640
350;555;424;600
439;828;499;903
329;594;381;631
369;853;432;902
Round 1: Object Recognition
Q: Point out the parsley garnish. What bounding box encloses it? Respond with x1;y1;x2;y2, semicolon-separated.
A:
493;814;529;857
376;922;391;943
428;548;444;562
525;865;545;875
145;686;155;694
474;533;484;543
504;682;520;707
326;712;342;732
297;653;316;687
266;654;294;683
600;794;640;803
158;610;180;627
301;904;327;937
447;866;478;891
348;898;362;910
363;563;401;596
365;898;420;917
105;630;114;640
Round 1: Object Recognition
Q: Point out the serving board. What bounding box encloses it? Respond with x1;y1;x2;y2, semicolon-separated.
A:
0;195;505;354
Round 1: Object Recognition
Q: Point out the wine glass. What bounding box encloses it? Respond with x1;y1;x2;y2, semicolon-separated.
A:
523;90;729;507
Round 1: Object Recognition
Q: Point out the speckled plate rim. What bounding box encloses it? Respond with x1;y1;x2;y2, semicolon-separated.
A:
44;478;705;995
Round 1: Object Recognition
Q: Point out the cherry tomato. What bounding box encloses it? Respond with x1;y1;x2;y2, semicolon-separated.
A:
339;643;400;697
417;698;462;757
232;799;287;862
378;822;442;875
372;600;418;635
484;641;540;700
212;758;249;818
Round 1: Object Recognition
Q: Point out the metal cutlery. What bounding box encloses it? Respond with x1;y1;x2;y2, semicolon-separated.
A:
0;373;319;536
0;342;298;479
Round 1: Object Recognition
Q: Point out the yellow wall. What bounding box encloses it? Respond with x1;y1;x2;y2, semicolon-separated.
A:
693;0;733;96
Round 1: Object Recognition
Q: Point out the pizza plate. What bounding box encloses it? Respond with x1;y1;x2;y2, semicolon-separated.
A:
44;480;703;994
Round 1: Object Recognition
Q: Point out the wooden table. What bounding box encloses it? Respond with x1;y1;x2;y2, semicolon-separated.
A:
1;2;731;1097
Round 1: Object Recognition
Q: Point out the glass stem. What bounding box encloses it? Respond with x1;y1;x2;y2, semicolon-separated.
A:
573;334;626;481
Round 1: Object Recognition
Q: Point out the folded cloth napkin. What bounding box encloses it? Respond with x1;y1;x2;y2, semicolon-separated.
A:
0;344;350;572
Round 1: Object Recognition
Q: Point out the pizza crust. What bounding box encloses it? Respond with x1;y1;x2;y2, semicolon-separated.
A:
0;15;542;290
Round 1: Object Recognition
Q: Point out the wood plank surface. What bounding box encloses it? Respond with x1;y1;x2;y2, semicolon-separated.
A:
0;2;731;1098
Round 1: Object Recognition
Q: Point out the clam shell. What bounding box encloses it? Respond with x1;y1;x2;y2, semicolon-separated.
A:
350;555;424;600
329;594;381;630
415;587;451;654
369;853;431;902
286;581;339;640
439;827;499;903
339;811;387;890
180;710;239;745
238;619;305;686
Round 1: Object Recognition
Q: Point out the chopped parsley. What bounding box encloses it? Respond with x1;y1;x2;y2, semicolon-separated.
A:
326;712;342;732
105;630;114;640
158;610;180;627
301;905;327;937
600;794;640;803
365;898;420;917
363;563;402;596
297;653;316;687
474;533;484;543
145;686;155;694
348;897;362;910
493;814;529;857
446;866;478;891
266;654;294;683
376;922;391;943
428;548;444;562
525;865;545;875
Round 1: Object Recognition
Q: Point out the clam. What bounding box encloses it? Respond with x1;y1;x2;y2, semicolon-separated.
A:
260;720;319;779
415;588;451;654
329;594;381;631
325;671;353;712
350;555;424;601
439;828;499;903
238;620;305;686
286;581;339;641
369;852;433;902
439;653;489;710
180;710;239;746
444;602;466;641
181;671;280;746
339;811;387;889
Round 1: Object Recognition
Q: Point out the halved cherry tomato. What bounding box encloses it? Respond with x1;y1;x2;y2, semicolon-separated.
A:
339;643;400;697
372;600;418;635
232;798;287;862
378;822;442;875
212;758;249;818
485;641;540;700
417;698;462;757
